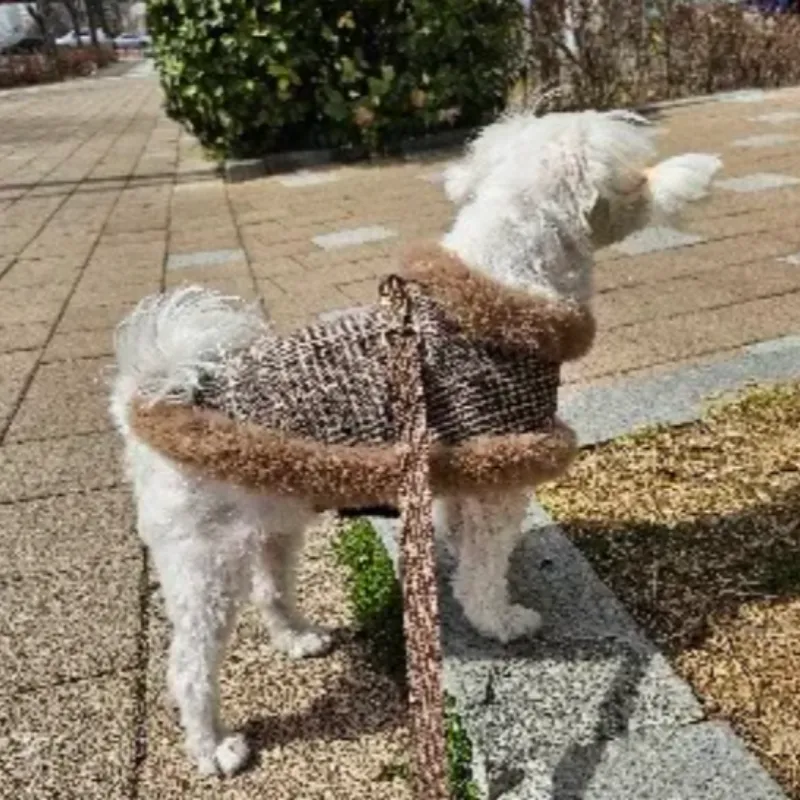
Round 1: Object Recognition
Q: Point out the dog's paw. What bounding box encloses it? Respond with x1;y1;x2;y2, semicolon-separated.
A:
273;626;333;659
215;733;251;777
192;733;251;777
502;604;542;642
464;602;542;644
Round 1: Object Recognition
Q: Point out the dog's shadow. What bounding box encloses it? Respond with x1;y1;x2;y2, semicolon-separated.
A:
240;633;406;761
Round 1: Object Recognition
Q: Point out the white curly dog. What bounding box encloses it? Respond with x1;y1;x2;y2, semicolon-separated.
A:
110;108;720;776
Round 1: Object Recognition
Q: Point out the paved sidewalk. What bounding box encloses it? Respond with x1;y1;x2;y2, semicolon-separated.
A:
2;72;800;798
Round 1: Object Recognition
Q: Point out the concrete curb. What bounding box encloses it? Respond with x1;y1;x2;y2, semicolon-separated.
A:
368;336;800;799
223;127;476;183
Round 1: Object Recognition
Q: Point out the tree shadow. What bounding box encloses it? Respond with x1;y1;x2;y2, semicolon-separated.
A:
561;483;800;660
543;482;800;797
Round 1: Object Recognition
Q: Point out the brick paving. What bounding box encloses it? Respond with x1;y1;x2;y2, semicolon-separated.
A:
2;70;800;798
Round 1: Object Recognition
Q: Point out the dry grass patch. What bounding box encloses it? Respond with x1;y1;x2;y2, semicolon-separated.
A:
540;383;800;796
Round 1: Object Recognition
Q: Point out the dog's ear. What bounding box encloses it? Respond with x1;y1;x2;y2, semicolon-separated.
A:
645;153;722;217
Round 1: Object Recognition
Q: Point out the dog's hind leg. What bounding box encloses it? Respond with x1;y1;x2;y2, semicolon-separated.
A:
444;489;542;643
135;452;252;777
250;508;333;659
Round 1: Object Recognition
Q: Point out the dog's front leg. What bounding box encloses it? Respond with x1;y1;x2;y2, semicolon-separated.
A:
444;490;542;643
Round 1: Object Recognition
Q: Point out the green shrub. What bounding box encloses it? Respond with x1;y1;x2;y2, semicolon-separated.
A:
147;0;522;158
333;518;406;677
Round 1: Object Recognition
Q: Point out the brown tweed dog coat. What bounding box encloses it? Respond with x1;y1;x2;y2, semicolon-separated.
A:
131;245;595;508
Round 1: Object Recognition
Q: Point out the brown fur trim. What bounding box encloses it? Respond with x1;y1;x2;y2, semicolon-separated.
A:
401;244;595;362
131;400;576;509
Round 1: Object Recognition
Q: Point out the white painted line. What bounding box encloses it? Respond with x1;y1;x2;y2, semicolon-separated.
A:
278;170;340;188
312;225;397;250
614;226;705;256
732;133;799;149
166;248;246;270
716;173;800;193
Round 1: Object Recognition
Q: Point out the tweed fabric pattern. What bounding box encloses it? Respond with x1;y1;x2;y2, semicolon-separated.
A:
195;282;561;449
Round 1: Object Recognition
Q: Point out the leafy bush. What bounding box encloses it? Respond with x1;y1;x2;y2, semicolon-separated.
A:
147;0;523;158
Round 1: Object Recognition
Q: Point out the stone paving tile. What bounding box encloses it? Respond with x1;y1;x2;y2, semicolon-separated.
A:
163;262;251;288
0;490;140;692
0;431;122;503
57;300;140;334
595;259;800;331
168;229;241;254
566;289;800;383
0;258;81;290
258;280;349;323
5;357;113;442
68;280;159;310
0;285;70;326
42;329;116;363
595;232;797;291
0;350;39;432
0;322;50;354
0;674;137;800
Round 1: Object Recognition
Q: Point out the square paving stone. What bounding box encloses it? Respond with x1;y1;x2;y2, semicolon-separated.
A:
0;432;122;503
0;674;137;800
0;490;140;692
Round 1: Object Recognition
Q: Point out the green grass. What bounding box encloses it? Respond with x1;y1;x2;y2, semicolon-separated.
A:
334;518;481;799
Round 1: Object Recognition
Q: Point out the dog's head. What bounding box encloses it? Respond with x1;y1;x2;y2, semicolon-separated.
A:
444;108;721;250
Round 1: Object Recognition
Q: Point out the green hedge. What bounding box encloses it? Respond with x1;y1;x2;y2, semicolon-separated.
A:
147;0;522;158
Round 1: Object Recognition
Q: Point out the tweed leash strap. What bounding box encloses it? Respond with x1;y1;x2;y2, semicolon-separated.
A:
380;275;450;800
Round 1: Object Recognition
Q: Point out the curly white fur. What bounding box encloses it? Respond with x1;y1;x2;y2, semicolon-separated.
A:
111;106;721;777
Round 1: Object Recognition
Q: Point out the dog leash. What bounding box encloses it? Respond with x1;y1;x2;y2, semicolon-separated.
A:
380;274;450;800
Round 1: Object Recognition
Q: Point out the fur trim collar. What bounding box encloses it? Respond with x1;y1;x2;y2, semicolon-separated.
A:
401;244;595;362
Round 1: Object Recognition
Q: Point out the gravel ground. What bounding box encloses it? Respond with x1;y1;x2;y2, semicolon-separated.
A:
541;382;800;797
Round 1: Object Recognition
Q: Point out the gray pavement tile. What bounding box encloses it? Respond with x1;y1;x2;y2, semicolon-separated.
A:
0;350;39;432
0;490;140;691
0;322;50;354
0;674;137;800
0;432;122;503
43;329;115;363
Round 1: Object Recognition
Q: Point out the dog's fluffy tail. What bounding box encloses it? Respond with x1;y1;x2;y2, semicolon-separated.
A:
110;286;265;434
646;153;722;219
